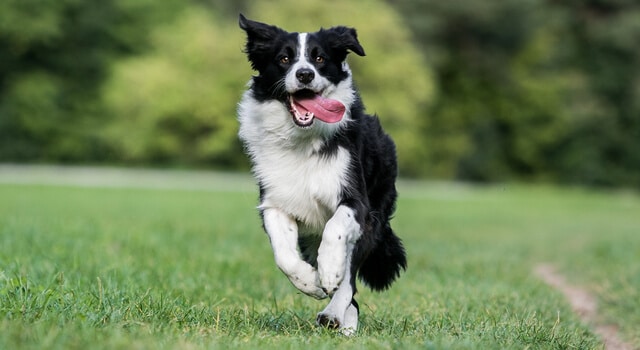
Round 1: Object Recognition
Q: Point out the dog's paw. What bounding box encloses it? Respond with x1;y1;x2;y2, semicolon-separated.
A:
316;312;341;330
316;310;357;336
317;249;345;296
302;285;328;300
318;271;343;296
289;267;328;299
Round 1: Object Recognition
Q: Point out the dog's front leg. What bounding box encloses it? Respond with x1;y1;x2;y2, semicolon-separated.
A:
263;208;328;299
317;205;361;296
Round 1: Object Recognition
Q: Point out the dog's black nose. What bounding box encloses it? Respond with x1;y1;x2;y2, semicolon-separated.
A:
296;68;315;84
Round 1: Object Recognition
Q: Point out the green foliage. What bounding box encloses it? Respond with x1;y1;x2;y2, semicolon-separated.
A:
103;8;249;168
550;1;640;187
2;0;640;186
390;0;640;186
0;0;182;162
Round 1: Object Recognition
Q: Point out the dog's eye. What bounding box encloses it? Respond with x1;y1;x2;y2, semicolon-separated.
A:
315;56;324;63
280;56;290;64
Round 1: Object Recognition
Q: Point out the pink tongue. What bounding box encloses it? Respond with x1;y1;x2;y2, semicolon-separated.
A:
292;95;345;123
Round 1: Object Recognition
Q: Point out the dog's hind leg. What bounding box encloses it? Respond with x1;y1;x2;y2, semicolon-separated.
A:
262;208;327;299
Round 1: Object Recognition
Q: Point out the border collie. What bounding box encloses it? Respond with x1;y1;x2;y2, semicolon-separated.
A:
237;14;406;335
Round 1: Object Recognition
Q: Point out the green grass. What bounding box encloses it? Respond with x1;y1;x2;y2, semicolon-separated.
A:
1;173;638;349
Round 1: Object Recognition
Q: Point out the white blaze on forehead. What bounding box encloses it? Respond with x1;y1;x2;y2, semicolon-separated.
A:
297;33;308;63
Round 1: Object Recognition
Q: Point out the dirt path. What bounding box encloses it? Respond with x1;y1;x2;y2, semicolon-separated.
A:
534;264;635;350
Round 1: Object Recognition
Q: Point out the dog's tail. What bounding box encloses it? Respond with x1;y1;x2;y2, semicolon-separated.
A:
357;225;407;291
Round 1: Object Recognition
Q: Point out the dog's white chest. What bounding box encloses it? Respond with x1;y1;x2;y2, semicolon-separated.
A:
256;146;351;233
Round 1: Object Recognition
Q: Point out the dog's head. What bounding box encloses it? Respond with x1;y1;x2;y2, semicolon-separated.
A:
239;14;365;129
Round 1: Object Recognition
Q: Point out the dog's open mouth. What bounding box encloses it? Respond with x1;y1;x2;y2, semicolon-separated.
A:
288;90;346;128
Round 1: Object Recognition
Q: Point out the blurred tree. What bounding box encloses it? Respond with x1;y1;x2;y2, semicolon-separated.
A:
388;0;573;181
551;0;640;187
4;0;638;187
103;7;248;168
0;0;181;162
389;0;640;187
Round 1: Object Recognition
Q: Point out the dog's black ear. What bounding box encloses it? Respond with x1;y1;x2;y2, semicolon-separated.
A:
324;26;366;57
239;14;286;52
239;14;282;39
239;14;288;71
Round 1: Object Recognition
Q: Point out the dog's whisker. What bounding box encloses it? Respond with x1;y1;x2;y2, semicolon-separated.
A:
269;79;287;96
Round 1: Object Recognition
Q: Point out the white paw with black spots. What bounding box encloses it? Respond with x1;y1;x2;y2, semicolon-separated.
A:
290;266;327;299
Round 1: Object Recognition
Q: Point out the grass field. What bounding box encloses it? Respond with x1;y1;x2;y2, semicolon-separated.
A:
1;167;638;349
